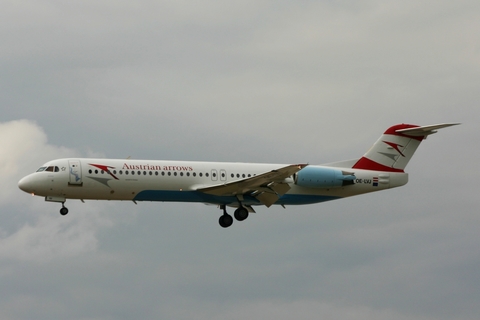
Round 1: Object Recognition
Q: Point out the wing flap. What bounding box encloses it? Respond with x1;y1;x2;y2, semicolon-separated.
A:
254;191;279;207
268;182;291;195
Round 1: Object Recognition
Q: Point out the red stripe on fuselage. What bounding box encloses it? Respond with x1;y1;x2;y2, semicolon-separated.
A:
89;163;119;180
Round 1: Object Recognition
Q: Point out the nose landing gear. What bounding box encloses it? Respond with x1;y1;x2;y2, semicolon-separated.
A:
45;196;69;216
60;203;69;215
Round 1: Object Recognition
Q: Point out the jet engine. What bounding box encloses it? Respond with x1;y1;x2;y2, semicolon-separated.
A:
294;166;355;189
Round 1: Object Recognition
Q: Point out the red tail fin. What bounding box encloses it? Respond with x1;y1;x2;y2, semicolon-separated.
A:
352;123;459;172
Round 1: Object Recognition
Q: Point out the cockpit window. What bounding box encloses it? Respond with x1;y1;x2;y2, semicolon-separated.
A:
36;167;46;172
43;166;60;172
45;166;54;172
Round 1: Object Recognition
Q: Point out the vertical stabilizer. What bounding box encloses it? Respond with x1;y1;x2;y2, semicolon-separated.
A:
352;123;459;172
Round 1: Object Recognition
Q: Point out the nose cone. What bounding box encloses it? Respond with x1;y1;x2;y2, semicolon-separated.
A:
18;175;35;194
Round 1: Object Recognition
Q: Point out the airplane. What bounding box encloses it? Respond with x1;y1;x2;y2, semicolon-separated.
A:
18;123;458;228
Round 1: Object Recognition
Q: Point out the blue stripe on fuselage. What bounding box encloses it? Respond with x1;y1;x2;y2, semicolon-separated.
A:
133;190;340;206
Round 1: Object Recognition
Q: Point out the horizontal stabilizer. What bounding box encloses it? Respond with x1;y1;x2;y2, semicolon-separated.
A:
395;123;460;137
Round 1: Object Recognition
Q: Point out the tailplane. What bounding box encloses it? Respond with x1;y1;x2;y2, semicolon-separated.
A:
352;123;459;172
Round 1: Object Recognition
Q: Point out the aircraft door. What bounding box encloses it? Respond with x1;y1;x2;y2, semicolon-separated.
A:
68;160;83;186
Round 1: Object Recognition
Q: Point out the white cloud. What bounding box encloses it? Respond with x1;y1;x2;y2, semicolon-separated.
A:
0;120;75;202
0;120;115;263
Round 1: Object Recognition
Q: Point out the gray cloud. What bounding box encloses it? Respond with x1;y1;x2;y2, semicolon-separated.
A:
1;1;479;319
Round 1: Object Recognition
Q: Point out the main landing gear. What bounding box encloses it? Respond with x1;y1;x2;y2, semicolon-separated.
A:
218;205;249;228
234;206;249;221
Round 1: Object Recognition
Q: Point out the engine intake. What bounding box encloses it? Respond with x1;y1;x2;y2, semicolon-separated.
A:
295;166;355;189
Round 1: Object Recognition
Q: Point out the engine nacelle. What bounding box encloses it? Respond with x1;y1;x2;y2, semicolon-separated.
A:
294;166;355;189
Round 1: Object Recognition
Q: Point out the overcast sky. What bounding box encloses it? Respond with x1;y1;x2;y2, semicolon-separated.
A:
1;1;479;319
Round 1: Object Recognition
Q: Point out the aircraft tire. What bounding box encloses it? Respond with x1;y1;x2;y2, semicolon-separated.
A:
60;207;69;215
234;207;249;221
219;214;233;228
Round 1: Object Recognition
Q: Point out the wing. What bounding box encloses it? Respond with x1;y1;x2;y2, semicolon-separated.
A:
197;164;308;207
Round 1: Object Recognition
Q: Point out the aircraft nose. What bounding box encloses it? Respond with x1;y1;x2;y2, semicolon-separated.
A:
18;175;35;194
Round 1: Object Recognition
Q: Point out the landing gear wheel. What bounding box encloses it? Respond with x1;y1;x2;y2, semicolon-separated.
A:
219;214;233;228
60;207;69;216
234;207;249;221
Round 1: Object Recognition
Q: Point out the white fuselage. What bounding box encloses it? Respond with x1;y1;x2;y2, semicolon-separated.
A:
17;123;457;227
18;158;408;207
